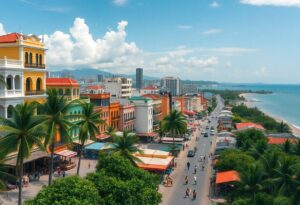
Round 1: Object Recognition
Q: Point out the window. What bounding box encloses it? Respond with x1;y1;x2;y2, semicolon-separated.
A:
25;52;29;64
73;89;76;96
29;53;33;64
35;54;39;65
6;75;13;90
39;54;42;65
7;105;13;118
26;78;32;91
58;89;63;95
14;75;21;90
36;78;42;91
65;88;71;96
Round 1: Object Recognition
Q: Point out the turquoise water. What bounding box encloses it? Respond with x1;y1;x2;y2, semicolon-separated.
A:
213;84;300;127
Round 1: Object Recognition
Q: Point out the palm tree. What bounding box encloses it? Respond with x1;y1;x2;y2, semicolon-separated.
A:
105;126;116;139
109;131;142;165
39;89;73;185
162;110;187;155
235;163;266;203
157;121;165;143
293;139;300;156
75;102;104;175
0;103;46;205
278;121;290;133
282;140;293;154
0;162;15;191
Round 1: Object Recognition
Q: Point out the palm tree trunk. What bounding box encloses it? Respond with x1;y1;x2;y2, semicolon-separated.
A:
76;143;83;175
172;130;175;156
48;139;55;186
18;157;23;205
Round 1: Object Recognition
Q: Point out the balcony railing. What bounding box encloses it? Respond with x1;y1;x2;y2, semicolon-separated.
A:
24;63;46;69
124;117;135;122
0;89;23;97
25;90;46;96
0;58;22;68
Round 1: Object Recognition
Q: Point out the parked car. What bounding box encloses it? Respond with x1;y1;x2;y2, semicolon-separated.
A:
210;130;215;135
187;150;195;157
204;132;209;137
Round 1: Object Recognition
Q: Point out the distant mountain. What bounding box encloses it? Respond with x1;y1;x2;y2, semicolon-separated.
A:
50;68;159;81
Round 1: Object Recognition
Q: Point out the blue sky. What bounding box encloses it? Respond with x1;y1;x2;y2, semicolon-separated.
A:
1;0;300;83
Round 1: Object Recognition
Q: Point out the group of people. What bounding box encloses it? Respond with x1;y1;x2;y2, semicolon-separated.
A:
185;188;197;200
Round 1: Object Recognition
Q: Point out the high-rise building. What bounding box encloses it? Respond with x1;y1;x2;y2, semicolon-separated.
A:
0;33;47;118
161;76;182;96
104;77;132;99
97;74;103;82
136;68;143;89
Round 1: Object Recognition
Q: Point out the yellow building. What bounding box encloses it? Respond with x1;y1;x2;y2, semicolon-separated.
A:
0;33;47;117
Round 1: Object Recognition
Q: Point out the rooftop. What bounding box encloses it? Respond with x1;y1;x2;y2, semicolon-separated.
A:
143;86;158;90
141;94;161;100
0;33;25;43
86;85;105;90
46;78;79;87
268;137;298;145
129;96;150;102
236;122;265;130
216;170;240;184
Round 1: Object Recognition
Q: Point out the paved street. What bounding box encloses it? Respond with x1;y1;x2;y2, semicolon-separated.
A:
160;96;223;205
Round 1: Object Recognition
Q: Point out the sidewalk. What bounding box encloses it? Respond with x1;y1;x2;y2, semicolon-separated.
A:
0;158;97;205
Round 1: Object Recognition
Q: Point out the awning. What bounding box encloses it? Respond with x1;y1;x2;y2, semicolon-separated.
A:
216;170;240;184
161;137;184;142
183;110;196;115
73;139;95;146
4;150;49;166
55;149;77;158
135;155;174;171
96;133;110;140
137;132;158;137
84;142;106;151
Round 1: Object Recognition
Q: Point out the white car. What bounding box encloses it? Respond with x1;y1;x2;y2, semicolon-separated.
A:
210;130;215;135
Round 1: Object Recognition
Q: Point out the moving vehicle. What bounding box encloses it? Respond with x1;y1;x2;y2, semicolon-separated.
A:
204;132;209;137
187;150;195;157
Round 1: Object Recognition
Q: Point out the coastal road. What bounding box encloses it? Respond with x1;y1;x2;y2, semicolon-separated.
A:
160;96;223;205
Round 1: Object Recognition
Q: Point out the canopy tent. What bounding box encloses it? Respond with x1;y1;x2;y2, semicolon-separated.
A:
135;149;170;158
135;156;174;171
183;110;196;115
216;170;240;184
72;139;95;146
4;150;49;166
96;133;110;140
55;150;77;159
84;142;106;151
161;137;184;142
137;132;158;137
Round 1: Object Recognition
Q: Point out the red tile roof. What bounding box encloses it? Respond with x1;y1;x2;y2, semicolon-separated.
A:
236;122;265;130
216;170;240;184
142;94;161;100
86;85;105;90
0;33;25;43
268;137;298;145
46;78;79;87
143;86;158;90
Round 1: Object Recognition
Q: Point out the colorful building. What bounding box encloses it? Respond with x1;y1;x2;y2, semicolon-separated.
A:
119;103;135;132
142;94;162;131
0;33;47;118
109;101;120;130
161;94;170;118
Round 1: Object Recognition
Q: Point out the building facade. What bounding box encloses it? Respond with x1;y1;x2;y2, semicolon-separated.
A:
0;33;47;118
136;68;143;90
104;77;132;99
142;94;162;131
119;103;135;132
109;102;120;130
161;76;182;96
129;96;153;134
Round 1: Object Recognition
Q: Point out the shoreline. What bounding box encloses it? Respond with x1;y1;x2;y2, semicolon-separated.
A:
240;93;300;137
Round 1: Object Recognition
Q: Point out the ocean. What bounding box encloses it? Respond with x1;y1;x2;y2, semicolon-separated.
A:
206;84;300;127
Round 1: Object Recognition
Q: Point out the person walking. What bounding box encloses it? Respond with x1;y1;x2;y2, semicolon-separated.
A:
184;188;190;198
202;165;205;171
193;175;197;185
192;190;197;200
185;175;189;185
187;162;190;170
194;165;197;174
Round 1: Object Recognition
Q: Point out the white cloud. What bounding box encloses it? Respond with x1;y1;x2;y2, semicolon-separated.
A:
113;0;127;6
177;25;192;30
202;29;223;35
240;0;300;7
0;23;6;35
42;17;139;70
208;47;259;55
210;1;220;8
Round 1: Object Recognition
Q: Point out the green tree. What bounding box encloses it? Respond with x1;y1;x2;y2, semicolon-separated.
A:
293;140;300;156
236;129;266;151
105;125;116;139
162;110;187;155
25;176;100;205
39;89;73;185
0;103;45;205
75;102;104;175
157;120;165;142
0;162;15;191
277;121;291;133
108;131;142;165
282;140;293;154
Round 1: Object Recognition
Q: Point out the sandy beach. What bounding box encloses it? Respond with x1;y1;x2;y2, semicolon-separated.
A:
240;93;300;137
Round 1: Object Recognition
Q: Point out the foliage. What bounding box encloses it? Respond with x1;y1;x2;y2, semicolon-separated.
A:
0;162;15;191
0;102;46;205
25;176;100;205
236;129;267;151
216;149;255;172
232;104;291;133
88;154;161;205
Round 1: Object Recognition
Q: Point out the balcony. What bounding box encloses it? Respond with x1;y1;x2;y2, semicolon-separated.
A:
25;90;46;96
0;89;23;97
24;63;46;69
153;110;162;116
124;117;135;122
0;58;22;69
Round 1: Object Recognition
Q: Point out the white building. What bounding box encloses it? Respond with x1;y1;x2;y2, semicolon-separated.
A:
104;77;132;99
161;76;182;96
129;96;153;134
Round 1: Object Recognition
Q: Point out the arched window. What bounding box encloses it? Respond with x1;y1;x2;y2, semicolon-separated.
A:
29;53;33;64
7;105;14;118
36;78;42;91
35;54;39;65
14;75;21;90
58;89;64;95
25;52;29;64
26;77;32;92
65;88;71;96
73;89;76;96
6;75;13;90
0;105;4;117
39;54;42;65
